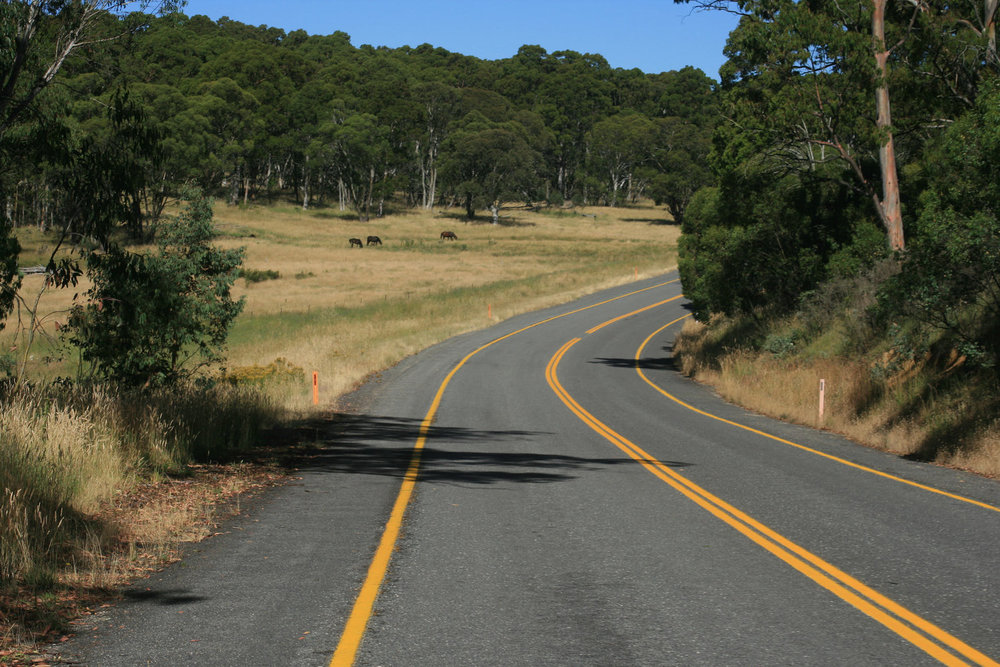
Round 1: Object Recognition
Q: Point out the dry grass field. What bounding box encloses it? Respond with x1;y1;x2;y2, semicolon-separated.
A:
7;202;679;403
203;202;679;405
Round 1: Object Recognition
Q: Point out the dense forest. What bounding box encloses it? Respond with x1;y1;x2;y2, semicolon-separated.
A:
1;10;717;230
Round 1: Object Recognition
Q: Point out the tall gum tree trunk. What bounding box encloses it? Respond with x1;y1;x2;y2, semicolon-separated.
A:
873;0;905;251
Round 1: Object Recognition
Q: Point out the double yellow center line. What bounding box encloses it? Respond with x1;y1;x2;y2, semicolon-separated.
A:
332;279;998;666
545;306;998;666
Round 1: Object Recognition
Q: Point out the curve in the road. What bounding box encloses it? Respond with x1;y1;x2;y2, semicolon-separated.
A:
329;279;681;667
544;301;999;667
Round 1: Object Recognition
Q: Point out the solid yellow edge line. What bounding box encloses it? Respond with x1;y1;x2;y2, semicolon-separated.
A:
329;277;680;666
545;337;990;667
632;319;1000;515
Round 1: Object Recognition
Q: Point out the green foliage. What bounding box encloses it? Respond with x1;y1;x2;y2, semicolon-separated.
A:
65;194;245;387
585;112;655;206
0;215;20;331
880;79;1000;368
763;330;800;358
439;113;543;220
645;115;714;222
678;165;866;320
242;268;280;283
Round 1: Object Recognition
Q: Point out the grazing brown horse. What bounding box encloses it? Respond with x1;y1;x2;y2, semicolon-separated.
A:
366;235;382;246
349;238;363;248
440;231;458;241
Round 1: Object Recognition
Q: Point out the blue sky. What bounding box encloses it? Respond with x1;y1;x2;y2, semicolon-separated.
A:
183;1;739;78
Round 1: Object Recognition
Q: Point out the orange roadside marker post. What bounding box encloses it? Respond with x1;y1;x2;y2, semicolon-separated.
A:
313;371;319;405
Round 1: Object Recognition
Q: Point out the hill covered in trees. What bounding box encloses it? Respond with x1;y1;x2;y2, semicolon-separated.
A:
1;10;718;233
1;1;998;458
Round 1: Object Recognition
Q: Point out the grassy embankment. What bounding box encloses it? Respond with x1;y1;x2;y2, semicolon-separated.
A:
673;274;1000;477
0;201;678;655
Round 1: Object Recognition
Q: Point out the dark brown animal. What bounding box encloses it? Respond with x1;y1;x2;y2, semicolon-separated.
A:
440;231;458;241
349;238;363;248
366;235;382;246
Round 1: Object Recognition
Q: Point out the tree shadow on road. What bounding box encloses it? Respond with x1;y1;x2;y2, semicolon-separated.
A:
268;413;691;487
588;355;679;372
121;589;208;606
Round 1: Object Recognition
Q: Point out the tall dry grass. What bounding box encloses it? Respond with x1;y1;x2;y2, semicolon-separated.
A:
212;202;679;405
675;316;1000;477
0;382;283;592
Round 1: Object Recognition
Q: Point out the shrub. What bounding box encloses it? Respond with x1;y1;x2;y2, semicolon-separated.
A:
242;268;280;283
65;193;245;387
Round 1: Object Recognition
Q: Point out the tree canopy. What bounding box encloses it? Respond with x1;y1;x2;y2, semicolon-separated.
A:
1;11;719;234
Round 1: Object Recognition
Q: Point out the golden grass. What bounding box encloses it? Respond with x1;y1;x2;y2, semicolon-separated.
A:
211;202;679;405
675;317;1000;477
5;203;678;399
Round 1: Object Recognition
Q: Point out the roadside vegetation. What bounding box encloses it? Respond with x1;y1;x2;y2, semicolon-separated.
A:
673;1;999;474
2;0;998;659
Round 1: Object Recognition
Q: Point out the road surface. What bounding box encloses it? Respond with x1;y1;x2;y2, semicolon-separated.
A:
59;274;1000;666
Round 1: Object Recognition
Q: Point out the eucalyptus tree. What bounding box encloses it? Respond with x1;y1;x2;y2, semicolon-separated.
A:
494;46;614;204
411;82;459;209
645;115;713;223
438;112;542;223
286;80;339;209
680;0;998;252
186;78;261;205
585;112;656;206
198;36;310;203
325;112;393;221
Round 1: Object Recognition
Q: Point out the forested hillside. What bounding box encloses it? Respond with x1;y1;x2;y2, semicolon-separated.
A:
674;0;1000;471
1;10;717;233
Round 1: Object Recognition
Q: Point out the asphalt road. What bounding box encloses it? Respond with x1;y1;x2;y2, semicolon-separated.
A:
58;273;1000;666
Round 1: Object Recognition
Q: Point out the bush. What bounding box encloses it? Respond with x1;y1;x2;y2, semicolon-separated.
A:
242;268;280;283
880;79;1000;369
65;193;245;387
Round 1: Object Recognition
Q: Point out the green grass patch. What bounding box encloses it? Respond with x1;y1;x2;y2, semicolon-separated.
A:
242;268;281;283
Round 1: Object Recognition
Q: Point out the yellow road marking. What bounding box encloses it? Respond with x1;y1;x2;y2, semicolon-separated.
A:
584;294;684;334
545;334;997;667
634;317;1000;515
329;277;679;666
